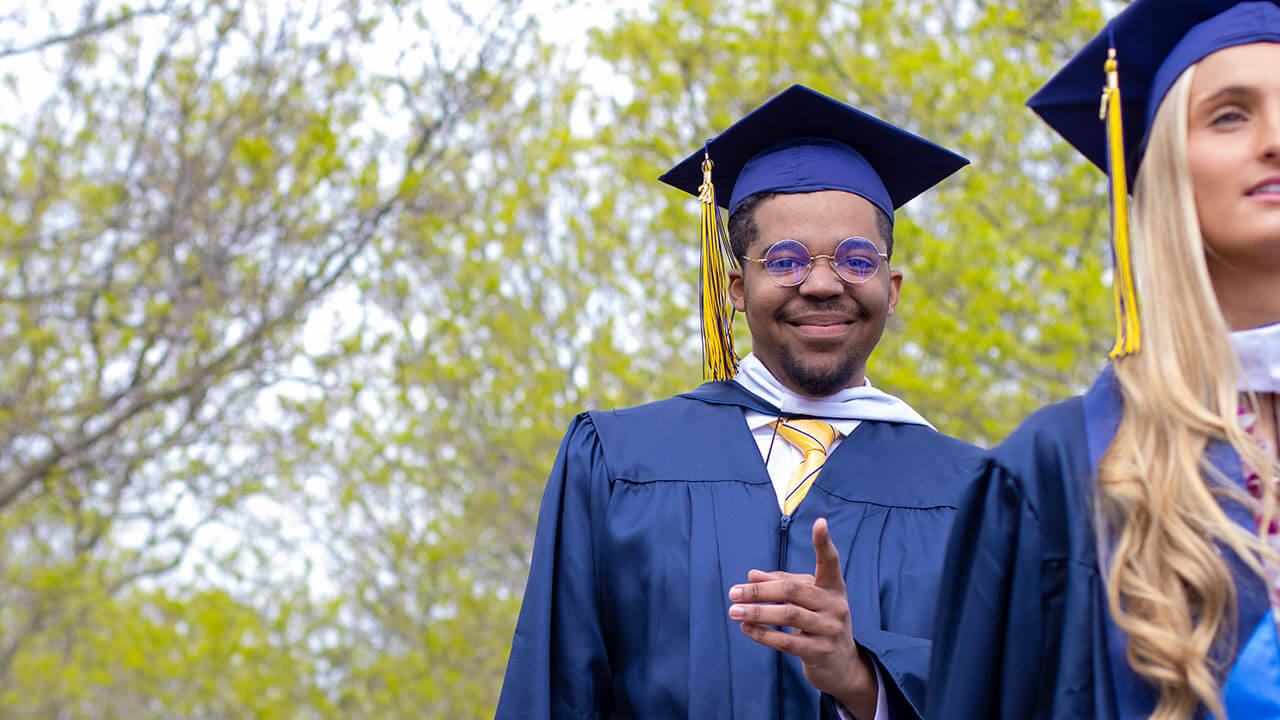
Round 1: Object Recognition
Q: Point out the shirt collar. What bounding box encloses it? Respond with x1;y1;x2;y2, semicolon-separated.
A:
1230;321;1280;393
742;409;862;437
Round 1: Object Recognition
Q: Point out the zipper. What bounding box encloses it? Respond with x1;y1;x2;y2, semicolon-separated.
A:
775;511;793;720
777;513;791;571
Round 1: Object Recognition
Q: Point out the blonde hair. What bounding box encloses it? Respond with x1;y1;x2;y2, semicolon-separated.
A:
1097;65;1280;720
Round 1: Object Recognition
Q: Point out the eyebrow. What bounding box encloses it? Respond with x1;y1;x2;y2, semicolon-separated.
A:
1195;84;1259;107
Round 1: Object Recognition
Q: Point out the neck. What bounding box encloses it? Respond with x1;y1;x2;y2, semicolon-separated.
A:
787;378;864;399
1210;261;1280;331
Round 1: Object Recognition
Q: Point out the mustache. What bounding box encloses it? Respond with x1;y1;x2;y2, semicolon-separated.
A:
779;300;863;321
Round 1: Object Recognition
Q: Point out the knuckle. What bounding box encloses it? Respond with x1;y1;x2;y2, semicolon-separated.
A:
777;634;795;653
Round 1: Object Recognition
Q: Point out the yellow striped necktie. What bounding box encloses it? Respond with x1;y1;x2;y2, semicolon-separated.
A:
771;419;838;516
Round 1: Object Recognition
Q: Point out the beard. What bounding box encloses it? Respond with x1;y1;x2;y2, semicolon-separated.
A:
776;343;861;397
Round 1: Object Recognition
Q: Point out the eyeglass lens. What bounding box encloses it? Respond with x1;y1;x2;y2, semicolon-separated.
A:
761;238;882;286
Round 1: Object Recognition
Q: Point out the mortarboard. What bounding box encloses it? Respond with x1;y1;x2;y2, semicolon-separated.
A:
659;84;969;381
660;85;969;218
1028;0;1280;359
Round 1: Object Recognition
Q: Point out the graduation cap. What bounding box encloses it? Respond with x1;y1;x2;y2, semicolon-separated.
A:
1028;0;1280;359
658;84;969;381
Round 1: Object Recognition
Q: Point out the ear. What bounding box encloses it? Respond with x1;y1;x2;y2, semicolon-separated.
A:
886;268;903;318
728;266;747;313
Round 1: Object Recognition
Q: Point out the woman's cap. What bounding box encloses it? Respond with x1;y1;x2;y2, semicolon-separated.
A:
1028;0;1280;175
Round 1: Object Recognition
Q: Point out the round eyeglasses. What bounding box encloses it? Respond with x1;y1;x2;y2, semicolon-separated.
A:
744;237;888;287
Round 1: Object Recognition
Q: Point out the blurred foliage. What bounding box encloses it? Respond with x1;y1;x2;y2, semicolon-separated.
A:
0;0;1117;717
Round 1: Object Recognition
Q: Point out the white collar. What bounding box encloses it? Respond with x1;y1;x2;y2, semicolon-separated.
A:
1231;321;1280;393
732;353;934;429
741;410;864;436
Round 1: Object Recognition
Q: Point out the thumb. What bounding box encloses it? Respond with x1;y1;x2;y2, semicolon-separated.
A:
812;517;844;589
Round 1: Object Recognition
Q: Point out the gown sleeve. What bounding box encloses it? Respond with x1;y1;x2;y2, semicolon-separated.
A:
858;630;931;719
925;458;1048;720
495;414;614;719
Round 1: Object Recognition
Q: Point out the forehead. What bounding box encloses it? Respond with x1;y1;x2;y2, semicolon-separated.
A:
1191;42;1280;97
751;190;883;248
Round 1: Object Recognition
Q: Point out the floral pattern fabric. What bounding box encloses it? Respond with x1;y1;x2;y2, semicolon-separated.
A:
1239;403;1280;616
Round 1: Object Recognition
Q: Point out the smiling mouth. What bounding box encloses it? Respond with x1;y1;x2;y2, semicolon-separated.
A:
786;318;855;337
1247;182;1280;196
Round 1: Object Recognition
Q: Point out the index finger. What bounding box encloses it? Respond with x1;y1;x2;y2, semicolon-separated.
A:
812;517;845;590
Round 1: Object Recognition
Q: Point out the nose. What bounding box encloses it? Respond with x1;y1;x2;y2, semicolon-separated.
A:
797;258;845;299
1264;136;1280;164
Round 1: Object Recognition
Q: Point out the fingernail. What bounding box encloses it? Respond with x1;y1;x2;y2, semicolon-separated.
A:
729;586;743;601
729;605;743;619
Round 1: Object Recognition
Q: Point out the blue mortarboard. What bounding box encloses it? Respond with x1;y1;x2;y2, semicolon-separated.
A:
1029;0;1280;175
658;84;968;383
658;84;969;222
1027;0;1280;361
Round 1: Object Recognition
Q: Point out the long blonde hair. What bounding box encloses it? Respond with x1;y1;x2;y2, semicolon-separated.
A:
1097;64;1280;720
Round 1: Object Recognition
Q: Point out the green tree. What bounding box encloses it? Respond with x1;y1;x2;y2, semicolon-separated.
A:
264;22;686;720
4;580;329;718
0;0;563;715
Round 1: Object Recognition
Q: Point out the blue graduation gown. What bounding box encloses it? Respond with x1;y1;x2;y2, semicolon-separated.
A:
496;381;983;720
926;368;1272;720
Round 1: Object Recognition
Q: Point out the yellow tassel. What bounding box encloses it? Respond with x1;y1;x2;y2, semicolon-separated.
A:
698;153;739;380
1100;48;1141;359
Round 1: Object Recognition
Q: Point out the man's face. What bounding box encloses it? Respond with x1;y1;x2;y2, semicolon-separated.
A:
728;190;901;398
